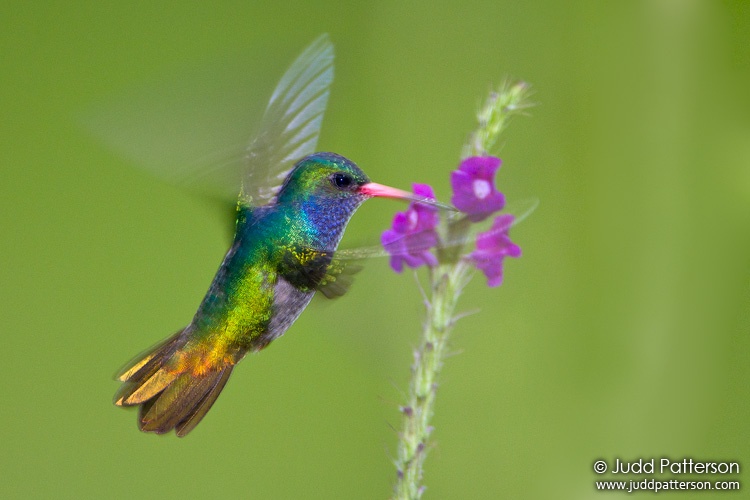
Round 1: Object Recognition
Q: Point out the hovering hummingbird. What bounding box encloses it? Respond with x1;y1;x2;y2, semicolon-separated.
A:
114;35;451;436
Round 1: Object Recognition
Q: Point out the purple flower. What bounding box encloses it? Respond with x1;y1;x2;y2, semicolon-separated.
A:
467;214;521;287
450;156;506;222
382;184;440;273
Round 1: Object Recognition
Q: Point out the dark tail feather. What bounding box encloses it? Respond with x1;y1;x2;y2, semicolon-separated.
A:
114;331;235;437
138;367;234;435
175;366;233;437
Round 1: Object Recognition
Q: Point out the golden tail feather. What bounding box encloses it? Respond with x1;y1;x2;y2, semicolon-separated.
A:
114;331;234;437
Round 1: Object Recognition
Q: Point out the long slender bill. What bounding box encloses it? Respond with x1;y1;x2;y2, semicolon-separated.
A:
359;182;456;210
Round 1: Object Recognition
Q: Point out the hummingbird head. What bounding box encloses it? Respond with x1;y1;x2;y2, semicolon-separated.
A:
276;152;371;206
273;152;454;250
277;152;454;209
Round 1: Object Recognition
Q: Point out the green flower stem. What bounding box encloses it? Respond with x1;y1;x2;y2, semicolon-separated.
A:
438;216;471;264
462;80;533;159
391;81;532;499
392;261;472;500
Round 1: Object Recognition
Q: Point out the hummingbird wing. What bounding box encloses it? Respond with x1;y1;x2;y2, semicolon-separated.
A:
240;34;334;206
335;197;539;261
82;35;334;208
276;245;362;299
310;198;538;299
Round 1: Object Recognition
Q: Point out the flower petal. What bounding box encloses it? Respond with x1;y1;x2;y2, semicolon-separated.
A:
450;156;506;221
381;183;441;272
467;214;521;287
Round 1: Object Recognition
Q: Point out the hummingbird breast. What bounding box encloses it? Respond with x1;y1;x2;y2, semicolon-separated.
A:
188;199;362;359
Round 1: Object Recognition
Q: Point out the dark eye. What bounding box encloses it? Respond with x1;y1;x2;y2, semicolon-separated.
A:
332;173;353;189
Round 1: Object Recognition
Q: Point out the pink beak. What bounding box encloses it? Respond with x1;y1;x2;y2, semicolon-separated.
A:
359;182;455;210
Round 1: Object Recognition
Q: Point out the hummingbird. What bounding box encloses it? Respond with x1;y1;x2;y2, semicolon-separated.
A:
114;36;450;436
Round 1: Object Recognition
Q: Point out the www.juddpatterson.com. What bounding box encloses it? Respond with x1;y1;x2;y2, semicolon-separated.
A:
593;458;741;493
595;478;740;493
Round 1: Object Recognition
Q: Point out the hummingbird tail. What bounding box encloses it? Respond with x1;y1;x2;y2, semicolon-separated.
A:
114;331;235;437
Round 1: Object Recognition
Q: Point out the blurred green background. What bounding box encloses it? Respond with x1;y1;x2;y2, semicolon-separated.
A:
2;1;749;498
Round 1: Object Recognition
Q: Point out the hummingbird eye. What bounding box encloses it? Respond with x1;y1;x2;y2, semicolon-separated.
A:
331;173;354;189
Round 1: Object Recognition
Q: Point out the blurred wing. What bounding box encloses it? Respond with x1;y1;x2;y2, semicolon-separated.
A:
335;197;539;260
316;260;363;299
241;34;334;205
306;198;539;299
83;35;333;207
278;245;362;299
310;198;537;299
